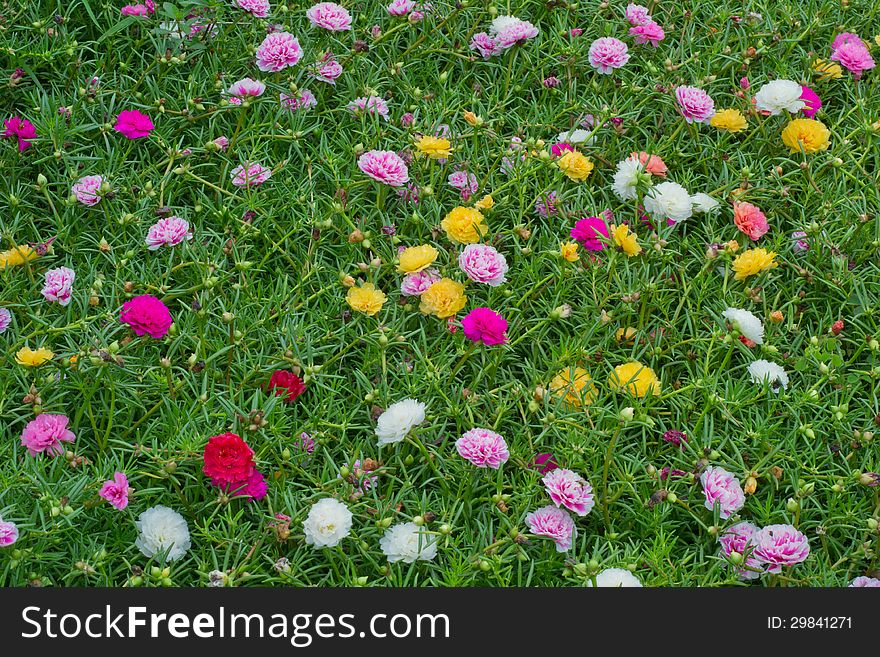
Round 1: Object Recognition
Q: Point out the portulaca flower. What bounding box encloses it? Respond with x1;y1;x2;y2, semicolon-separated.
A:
587;568;643;587
556;128;595;145
303;498;353;548
747;359;789;392
612;156;646;201
489;15;524;35
722;307;764;344
644;181;693;224
754;80;804;115
375;398;426;446
379;522;438;563
691;192;720;213
135;505;191;562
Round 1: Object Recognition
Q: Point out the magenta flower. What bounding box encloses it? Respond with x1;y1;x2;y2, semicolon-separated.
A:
718;521;764;580
700;466;745;519
221;469;268;500
831;41;875;80
281;90;317;112
849;576;880;587
312;55;343;84
456;428;510;469
113;109;154;139
387;0;416;16
470;33;500;59
358;150;409;187
3;116;37;152
145;216;192;250
120;294;173;339
831;32;863;50
662;429;688;448
625;3;652;26
570;216;609;251
120;2;155;17
347;96;390;120
42;267;75;306
799;86;822;118
458;244;508;286
236;0;270;17
231;162;272;187
675;86;715;124
542;469;595;516
256;32;303;72
526;505;576;552
99;472;131;510
532;453;559;474
588;37;630;74
629;21;664;47
461;307;508;346
0;518;19;547
401;268;440;296
0;307;11;333
20;414;76;457
550;142;574;157
306;2;352;31
752;524;810;573
71;175;104;206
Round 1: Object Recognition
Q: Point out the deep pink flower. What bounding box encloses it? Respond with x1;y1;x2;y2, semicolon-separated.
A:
458;244;508;286
3;116;37;152
588;37;630;74
570;216;609;251
456;428;509;468
629;21;664;47
831;32;863;50
146;216;192;250
20;414;76;457
461;307;508;346
358;150;409;187
532;453;559;474
256;32;303;72
662;429;688;448
700;466;745;519
306;2;352;31
99;472;131;510
0;308;11;333
224;469;268;500
799;86;821;118
718;521;764;580
752;524;810;573
625;3;652;26
470;33;500;59
551;142;574;157
675;86;715;123
72;175;104;206
740;76;751;90
120;2;155;16
113;110;154;139
526;505;575;552
42;267;75;306
312;55;343;84
120;294;173;339
231;162;272;187
0;519;18;547
831;41;875;80
236;0;270;17
542;469;595;516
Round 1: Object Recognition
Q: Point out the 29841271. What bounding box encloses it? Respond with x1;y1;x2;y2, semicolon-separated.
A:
767;617;852;629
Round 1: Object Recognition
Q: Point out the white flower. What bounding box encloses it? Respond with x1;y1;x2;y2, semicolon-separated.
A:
489;15;523;35
644;181;693;224
747;359;789;392
135;505;191;562
691;192;720;213
754;80;804;116
556;128;595;146
587;568;643;587
303;498;353;548
375;398;426;446
379;522;438;563
612;156;645;201
722;308;764;344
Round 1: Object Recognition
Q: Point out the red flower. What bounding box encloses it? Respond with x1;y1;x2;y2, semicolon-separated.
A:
203;432;254;486
266;370;306;403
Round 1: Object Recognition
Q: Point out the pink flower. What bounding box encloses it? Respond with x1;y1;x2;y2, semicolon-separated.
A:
256;32;303;72
700;466;745;519
791;231;809;253
222;470;268;500
231;162;272;187
456;427;510;469
236;0;270;17
799;86;821;118
551;142;574;157
306;2;352;31
625;3;652;26
358;150;409;187
99;472;131;510
662;429;688;448
146;216;192;250
3;116;37;152
831;41;875;80
532;453;559;474
831;32;863;50
42;267;75;306
526;505;576;552
448;170;478;200
740;76;751;90
120;294;173;339
570;216;609;251
534;191;559;217
494;20;539;50
850;576;880;587
387;0;416;16
113;109;154;139
733;201;769;241
675;86;715;124
120;2;155;16
632;151;667;177
280;90;317;112
0;307;11;333
588;37;630;74
212;136;229;150
461;307;508;346
312;55;343;84
718;521;765;580
72;175;104;206
542;469;595;516
458;244;508;286
347;96;390;120
20;413;76;457
401;268;440;296
752;524;810;573
227;77;266;101
0;519;18;547
543;76;561;88
470;33;500;59
629;21;664;47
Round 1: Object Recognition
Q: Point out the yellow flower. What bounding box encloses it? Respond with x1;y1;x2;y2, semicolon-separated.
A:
549;366;597;408
710;108;748;133
419;278;466;318
615;327;637;343
560;241;579;262
812;59;843;81
0;244;38;270
346;282;387;316
416;135;452;160
732;248;778;280
725;240;740;253
608;361;660;397
441;206;487;244
781;118;831;154
463;111;482;127
556;150;594;182
611;224;642;256
15;346;55;367
397;244;438;273
474;194;494;210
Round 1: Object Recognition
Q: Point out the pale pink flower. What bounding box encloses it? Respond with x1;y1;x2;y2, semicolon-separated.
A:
312;55;343;84
0;307;11;333
401;268;440;296
347;96;390;120
226;77;266;102
358;150;409;187
306;2;352;31
146;216;192;250
236;0;270;18
72;175;104;206
212;136;229;150
542;469;595;516
387;0;416;16
20;413;76;457
588;37;630;74
629;21;664;47
280;90;317;112
0;518;18;547
458;243;508;287
470;33;500;59
230;162;272;187
526;505;576;552
42;267;75;306
718;521;765;580
752;524;810;573
495;20;539;50
625;3;652;26
534;191;559;217
456;428;509;469
99;472;131;510
408;10;424;23
849;576;880;587
675;85;715;123
700;466;745;519
255;32;303;72
831;41;875;80
447;170;478;200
